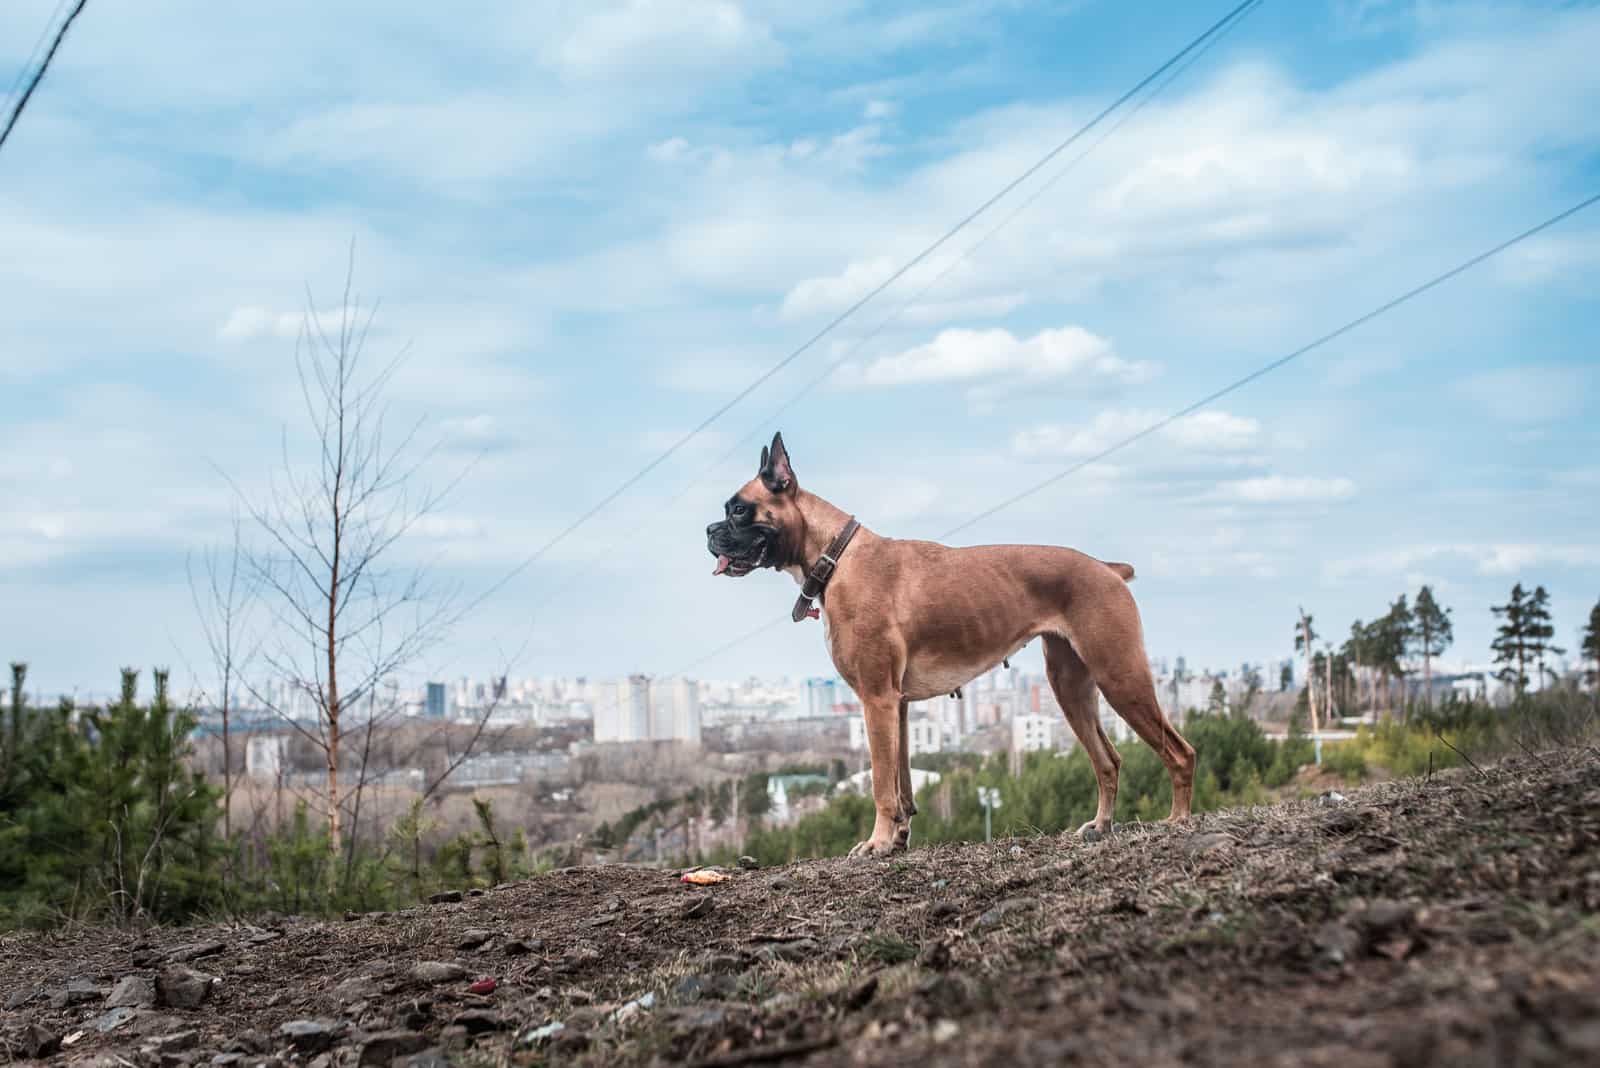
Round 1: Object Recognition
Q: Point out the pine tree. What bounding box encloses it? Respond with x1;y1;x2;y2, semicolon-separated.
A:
1294;609;1320;732
1524;585;1563;690
1492;583;1533;695
1412;585;1454;708
1;666;222;926
1207;678;1227;715
1583;597;1600;692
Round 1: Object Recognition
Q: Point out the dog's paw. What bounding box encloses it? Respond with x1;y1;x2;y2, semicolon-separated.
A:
848;836;901;859
1077;820;1117;844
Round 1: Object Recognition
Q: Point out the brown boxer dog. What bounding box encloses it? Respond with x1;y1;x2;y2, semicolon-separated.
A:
706;432;1196;857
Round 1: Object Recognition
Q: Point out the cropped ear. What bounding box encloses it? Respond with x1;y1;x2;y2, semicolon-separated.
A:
759;431;796;494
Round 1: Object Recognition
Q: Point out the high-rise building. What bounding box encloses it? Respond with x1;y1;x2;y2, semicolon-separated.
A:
425;682;447;719
649;677;702;745
594;675;651;743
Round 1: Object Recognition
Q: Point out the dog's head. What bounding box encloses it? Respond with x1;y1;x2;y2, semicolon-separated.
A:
706;431;805;578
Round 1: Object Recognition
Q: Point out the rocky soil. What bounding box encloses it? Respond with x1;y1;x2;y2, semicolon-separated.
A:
3;750;1598;1067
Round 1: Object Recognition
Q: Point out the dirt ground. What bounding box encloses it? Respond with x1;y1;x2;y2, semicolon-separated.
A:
3;750;1598;1067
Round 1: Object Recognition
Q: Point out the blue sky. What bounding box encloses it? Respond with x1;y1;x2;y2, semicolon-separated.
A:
2;0;1597;699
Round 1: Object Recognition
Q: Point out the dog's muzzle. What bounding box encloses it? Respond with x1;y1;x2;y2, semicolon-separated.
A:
706;520;771;578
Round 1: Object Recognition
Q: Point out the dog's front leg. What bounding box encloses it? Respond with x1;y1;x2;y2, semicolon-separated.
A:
849;694;907;858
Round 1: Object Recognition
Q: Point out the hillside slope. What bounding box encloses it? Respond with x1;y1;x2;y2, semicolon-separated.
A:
4;751;1598;1066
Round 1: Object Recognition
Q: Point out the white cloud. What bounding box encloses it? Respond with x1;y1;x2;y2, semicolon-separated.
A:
1217;476;1356;504
550;0;782;83
846;325;1154;388
1324;542;1600;581
1013;408;1260;459
217;306;303;343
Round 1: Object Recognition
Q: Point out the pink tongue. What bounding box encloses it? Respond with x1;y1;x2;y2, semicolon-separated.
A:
713;554;731;575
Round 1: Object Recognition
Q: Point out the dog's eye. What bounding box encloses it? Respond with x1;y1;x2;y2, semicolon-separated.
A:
731;502;749;517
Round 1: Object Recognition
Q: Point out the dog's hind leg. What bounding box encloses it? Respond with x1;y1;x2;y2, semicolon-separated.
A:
1043;635;1122;839
1062;586;1196;821
893;697;917;849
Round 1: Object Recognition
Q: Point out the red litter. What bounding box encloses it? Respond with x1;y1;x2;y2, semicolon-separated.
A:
468;978;498;995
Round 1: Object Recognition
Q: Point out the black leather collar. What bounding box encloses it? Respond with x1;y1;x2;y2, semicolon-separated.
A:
791;517;860;623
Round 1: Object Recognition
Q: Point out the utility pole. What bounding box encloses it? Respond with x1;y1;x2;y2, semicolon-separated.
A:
978;786;1002;843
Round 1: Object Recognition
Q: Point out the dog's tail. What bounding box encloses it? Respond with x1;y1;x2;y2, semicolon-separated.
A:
1101;560;1136;583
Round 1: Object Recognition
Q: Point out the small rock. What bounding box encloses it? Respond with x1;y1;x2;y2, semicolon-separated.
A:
399;1050;452;1068
156;966;213;1009
150;1030;199;1053
977;897;1036;927
1314;921;1362;965
768;877;794;893
456;928;493;950
670;1005;730;1033
467;888;486;897
583;912;617;928
331;975;378;1004
428;890;463;904
278;1019;337;1053
698;953;745;974
223;1031;270;1054
91;1006;139;1033
1355;899;1416;937
50;977;107;1008
931;1019;960;1043
613;991;656;1025
5;986;42;1009
502;938;542;956
132;1013;185;1038
211;1055;246;1066
682;895;715;920
928;901;958;920
736;856;760;870
1009;845;1024;858
22;1024;61;1059
1187;832;1238;857
1319;790;1348;806
409;961;467;985
165;940;225;963
754;938;819;963
107;975;157;1008
453;1010;509;1034
359;1030;428;1066
245;929;283;946
930;879;949;891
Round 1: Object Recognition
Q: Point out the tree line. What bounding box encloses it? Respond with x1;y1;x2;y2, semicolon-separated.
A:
1293;584;1596;724
0;663;555;929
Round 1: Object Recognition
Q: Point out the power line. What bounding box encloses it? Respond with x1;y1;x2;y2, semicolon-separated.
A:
659;190;1600;677
939;189;1600;540
0;0;89;157
466;0;1263;609
2;0;70;115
